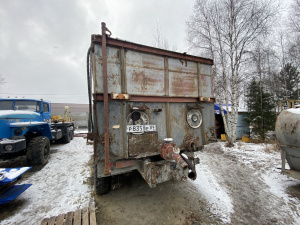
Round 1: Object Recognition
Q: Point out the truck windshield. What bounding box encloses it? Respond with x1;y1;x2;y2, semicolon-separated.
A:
14;101;40;112
0;100;14;110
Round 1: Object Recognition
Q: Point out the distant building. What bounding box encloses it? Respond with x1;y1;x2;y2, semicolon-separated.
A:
215;104;250;139
51;103;89;128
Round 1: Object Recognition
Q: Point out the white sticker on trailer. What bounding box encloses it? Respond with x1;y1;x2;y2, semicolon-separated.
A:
144;125;156;132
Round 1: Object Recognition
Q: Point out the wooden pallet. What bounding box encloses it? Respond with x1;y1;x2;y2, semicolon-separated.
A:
41;206;96;225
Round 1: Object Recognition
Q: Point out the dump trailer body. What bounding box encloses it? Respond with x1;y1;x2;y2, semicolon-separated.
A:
91;23;215;192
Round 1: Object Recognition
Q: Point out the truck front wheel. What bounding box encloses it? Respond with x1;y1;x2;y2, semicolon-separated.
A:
94;165;111;195
26;136;50;166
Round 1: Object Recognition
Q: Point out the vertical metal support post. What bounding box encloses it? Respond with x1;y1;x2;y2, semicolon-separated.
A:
281;147;286;172
164;57;171;138
102;22;110;175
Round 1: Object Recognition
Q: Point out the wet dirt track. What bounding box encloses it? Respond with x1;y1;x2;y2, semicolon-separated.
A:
94;143;300;225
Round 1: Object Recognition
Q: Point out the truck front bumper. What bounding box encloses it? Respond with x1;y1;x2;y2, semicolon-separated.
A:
0;139;26;155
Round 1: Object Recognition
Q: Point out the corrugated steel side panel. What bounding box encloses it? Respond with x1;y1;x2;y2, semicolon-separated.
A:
93;45;214;98
126;50;165;96
94;46;122;94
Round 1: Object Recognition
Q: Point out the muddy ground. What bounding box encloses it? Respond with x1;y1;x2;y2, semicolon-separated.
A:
1;139;299;225
94;143;300;225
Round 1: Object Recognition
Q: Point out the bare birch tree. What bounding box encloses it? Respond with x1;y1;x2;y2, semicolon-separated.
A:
288;0;300;68
187;0;278;146
153;21;177;51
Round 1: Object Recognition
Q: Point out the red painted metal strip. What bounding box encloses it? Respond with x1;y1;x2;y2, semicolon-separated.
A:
94;94;215;103
116;160;136;169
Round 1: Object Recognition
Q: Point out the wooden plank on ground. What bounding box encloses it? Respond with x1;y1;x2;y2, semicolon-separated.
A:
56;214;65;225
41;207;97;225
82;207;89;225
89;206;97;225
40;218;48;225
65;211;74;225
73;209;82;225
47;216;56;225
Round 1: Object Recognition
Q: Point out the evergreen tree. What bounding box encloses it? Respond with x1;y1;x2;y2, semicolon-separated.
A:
279;63;300;100
246;79;277;140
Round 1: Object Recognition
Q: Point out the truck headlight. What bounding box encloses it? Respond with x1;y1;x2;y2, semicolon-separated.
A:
14;128;23;136
4;145;13;151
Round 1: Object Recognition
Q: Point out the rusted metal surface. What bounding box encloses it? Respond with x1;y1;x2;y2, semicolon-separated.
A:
276;109;300;172
200;75;214;98
92;35;213;65
128;133;159;157
183;136;198;151
116;160;136;169
180;153;197;180
160;141;188;168
93;47;122;94
139;160;188;188
91;25;215;187
126;50;165;96
168;58;198;97
102;22;110;175
92;38;214;98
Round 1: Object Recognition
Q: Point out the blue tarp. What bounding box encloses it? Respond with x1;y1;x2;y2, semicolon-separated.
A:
0;167;31;184
0;167;32;204
214;104;227;114
0;184;32;204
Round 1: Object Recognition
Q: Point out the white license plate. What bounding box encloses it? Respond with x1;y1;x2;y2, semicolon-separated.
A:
144;125;156;132
127;125;144;133
126;125;156;133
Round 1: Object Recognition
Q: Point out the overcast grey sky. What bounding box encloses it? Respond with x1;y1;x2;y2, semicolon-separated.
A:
0;0;195;103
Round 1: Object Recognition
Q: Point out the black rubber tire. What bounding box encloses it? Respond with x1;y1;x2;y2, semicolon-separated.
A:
111;174;125;191
26;136;50;166
62;127;71;143
70;128;74;140
94;164;111;195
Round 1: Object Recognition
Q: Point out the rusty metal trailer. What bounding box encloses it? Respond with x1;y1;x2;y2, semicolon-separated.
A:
88;23;215;194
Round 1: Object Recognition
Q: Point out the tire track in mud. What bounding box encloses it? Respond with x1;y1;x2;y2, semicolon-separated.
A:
200;143;298;225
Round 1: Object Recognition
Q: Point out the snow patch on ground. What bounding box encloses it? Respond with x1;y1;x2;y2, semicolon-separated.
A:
220;142;300;222
193;164;233;224
0;167;31;180
0;137;94;225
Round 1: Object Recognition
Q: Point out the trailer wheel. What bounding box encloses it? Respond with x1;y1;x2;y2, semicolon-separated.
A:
26;136;50;166
62;127;71;143
94;165;111;195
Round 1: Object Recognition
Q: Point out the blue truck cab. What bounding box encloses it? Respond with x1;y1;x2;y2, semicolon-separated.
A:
0;99;74;166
